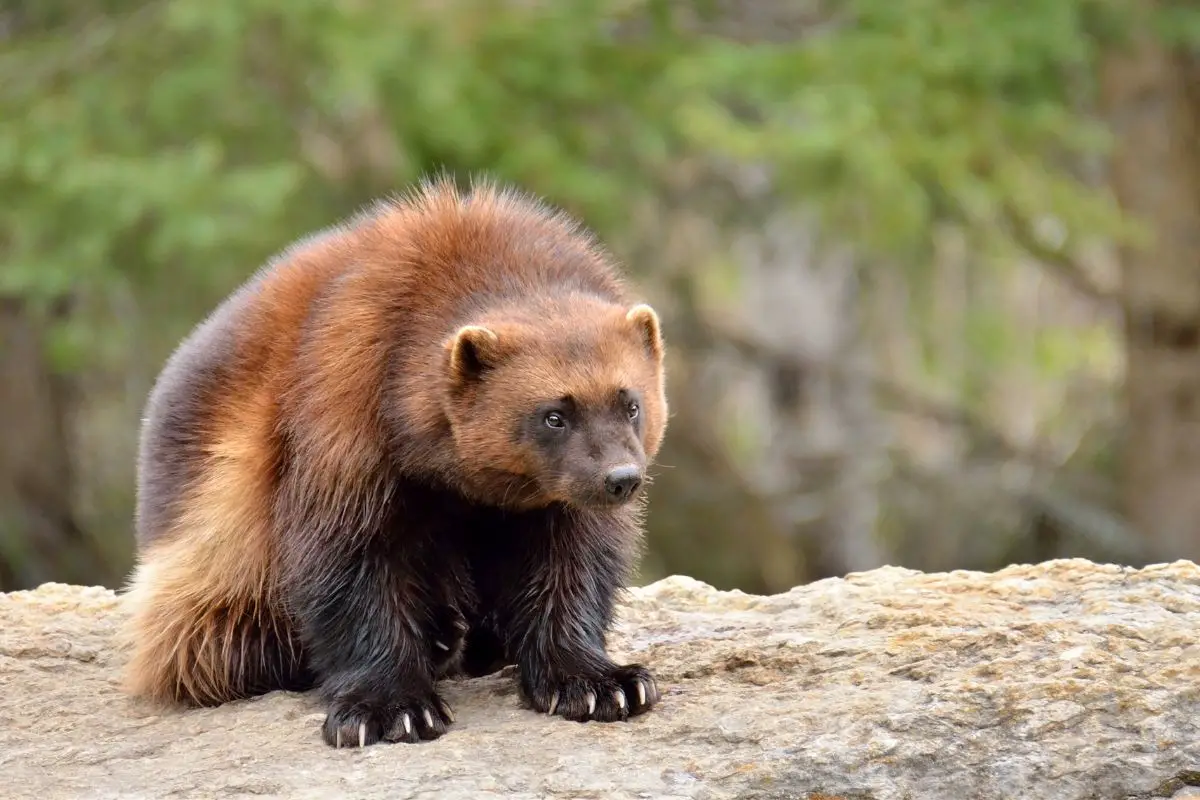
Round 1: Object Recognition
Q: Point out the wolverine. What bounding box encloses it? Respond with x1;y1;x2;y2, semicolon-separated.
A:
120;176;668;747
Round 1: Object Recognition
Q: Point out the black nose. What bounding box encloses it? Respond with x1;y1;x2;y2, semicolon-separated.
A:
603;465;643;502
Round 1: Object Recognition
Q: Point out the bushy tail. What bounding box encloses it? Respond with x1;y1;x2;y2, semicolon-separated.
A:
117;544;312;707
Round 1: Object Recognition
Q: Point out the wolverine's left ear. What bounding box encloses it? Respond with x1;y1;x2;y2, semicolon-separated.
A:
626;303;664;361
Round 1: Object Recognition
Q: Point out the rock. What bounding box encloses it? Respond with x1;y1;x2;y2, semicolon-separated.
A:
1;559;1199;800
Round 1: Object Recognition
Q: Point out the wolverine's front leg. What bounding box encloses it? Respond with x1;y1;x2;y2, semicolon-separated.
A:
279;508;456;747
502;507;661;723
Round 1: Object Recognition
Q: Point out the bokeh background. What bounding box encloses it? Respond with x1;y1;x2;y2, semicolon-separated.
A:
3;0;1199;594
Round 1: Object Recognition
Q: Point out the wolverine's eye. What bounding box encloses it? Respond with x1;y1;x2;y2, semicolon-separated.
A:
627;402;640;421
544;411;567;429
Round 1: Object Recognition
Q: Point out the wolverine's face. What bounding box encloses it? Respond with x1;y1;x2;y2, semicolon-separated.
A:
516;385;648;507
442;296;667;511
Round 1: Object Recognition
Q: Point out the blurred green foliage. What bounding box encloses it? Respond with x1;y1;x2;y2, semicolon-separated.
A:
2;0;1152;315
4;1;694;315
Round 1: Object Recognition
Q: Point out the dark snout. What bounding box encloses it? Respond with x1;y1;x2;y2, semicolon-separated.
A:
602;464;644;505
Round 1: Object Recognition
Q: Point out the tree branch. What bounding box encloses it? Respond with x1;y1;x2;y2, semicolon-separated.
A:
1001;206;1121;309
692;316;1154;563
699;316;1063;468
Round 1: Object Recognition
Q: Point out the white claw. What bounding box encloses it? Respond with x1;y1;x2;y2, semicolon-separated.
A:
442;703;455;723
586;692;596;716
615;690;626;710
358;722;366;748
548;691;559;716
637;680;646;706
423;708;434;728
403;713;412;736
335;729;343;749
435;640;450;651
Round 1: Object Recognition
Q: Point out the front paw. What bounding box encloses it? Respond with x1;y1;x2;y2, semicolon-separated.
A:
525;664;661;723
322;690;455;748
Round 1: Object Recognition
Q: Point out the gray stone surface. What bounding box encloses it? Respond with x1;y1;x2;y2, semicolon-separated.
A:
1;559;1199;799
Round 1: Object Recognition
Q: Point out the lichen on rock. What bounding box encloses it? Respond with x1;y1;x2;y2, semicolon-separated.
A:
1;559;1198;799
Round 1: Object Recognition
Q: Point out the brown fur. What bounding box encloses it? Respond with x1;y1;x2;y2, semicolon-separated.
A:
121;176;668;745
122;234;351;705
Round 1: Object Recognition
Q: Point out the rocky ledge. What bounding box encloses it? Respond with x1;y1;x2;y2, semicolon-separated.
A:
1;559;1198;800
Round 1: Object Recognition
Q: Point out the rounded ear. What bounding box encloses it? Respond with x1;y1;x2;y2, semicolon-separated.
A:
447;324;501;385
626;303;664;361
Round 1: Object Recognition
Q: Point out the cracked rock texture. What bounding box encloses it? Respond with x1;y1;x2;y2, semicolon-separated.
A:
2;559;1200;800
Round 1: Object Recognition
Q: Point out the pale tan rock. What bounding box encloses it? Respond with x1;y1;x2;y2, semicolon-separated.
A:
1;559;1198;800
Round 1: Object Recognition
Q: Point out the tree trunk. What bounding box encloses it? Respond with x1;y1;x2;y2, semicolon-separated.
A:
0;296;94;590
734;209;886;578
1100;14;1200;560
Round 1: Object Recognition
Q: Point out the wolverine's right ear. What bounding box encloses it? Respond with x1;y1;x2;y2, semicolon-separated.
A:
447;325;502;385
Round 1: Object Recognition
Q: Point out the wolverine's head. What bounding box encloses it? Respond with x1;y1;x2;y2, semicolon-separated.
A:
441;294;667;511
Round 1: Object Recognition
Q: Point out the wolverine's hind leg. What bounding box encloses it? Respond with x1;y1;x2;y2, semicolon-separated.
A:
126;335;306;706
119;540;313;707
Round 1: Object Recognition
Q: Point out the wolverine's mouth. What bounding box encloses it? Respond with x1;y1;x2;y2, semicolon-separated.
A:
552;468;645;509
477;468;646;511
